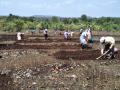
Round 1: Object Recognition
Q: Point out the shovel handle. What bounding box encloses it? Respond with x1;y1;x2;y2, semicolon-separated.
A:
96;49;110;60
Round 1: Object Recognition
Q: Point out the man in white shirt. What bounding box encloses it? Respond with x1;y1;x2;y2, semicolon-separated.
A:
44;29;48;40
17;32;24;40
69;31;74;37
100;36;117;59
64;30;69;40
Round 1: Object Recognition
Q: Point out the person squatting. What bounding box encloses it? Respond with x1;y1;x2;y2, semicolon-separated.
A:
79;28;93;49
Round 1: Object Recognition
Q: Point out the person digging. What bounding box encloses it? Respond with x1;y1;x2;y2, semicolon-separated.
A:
96;36;118;60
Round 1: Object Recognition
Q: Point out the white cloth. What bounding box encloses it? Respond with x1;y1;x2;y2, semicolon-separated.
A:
44;30;47;34
64;31;68;39
44;29;48;34
17;32;24;40
104;36;115;45
80;31;88;44
70;32;74;37
87;30;91;40
17;32;21;40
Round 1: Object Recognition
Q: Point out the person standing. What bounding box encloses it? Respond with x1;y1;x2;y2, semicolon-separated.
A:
64;30;69;40
17;32;24;40
86;28;94;48
44;29;48;40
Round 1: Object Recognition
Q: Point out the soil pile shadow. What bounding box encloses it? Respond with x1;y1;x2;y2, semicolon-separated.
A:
54;50;100;60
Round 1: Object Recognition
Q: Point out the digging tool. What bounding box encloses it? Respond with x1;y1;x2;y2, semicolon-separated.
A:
96;49;110;60
96;54;105;60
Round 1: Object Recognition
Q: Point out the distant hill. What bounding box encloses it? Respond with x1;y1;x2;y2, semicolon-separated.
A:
31;15;68;21
31;15;56;21
31;15;81;21
32;15;53;18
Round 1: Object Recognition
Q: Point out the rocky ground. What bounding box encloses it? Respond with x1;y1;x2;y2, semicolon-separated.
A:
0;50;120;90
0;32;120;90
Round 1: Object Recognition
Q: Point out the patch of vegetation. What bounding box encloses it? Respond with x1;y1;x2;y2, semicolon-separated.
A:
0;14;120;33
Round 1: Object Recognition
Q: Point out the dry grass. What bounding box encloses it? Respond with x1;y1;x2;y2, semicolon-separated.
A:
0;49;120;90
0;50;58;70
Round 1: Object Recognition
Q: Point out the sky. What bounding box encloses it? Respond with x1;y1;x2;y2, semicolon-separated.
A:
0;0;120;17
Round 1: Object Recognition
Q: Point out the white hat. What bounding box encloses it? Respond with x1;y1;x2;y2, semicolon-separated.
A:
80;29;83;33
45;29;47;31
100;37;105;43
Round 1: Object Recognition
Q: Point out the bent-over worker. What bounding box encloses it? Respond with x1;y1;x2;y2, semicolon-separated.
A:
100;36;117;59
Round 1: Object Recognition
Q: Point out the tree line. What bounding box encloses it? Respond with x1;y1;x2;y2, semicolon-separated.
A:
0;14;120;32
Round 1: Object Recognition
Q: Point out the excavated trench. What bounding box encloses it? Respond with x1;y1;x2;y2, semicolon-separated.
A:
54;50;120;60
54;50;100;60
0;43;120;60
1;34;120;44
0;43;82;50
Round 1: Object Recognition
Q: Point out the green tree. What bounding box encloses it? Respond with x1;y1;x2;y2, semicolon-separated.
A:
14;19;24;32
81;14;88;22
58;23;64;30
41;22;49;29
0;20;5;31
63;18;69;24
72;18;79;24
36;23;42;30
4;22;16;32
51;16;60;23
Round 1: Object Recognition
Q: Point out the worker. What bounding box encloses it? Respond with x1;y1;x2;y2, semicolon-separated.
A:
79;29;83;35
44;29;48;40
86;28;94;48
100;36;117;59
31;29;36;35
17;32;24;40
69;31;74;38
64;30;69;40
80;30;88;49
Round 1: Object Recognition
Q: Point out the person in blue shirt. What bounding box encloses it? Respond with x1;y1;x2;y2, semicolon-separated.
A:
80;30;88;49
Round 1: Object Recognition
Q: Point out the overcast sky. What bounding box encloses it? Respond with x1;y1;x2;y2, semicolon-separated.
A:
0;0;120;17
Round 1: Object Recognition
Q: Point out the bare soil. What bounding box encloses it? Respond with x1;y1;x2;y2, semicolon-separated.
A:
0;32;120;90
